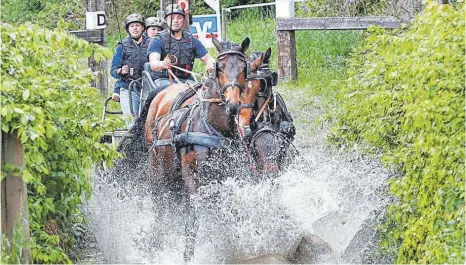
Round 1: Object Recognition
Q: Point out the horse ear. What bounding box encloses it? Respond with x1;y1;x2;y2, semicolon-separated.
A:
251;53;263;71
263;47;272;64
212;33;222;52
240;37;250;53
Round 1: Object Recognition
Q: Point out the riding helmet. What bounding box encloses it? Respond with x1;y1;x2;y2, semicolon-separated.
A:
145;17;165;30
164;4;185;17
125;13;145;32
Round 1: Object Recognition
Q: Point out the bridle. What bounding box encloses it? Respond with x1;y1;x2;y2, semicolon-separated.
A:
239;64;274;110
216;50;247;98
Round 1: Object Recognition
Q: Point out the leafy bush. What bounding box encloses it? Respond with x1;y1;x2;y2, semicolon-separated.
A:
296;0;422;17
1;23;122;263
332;2;464;263
0;0;85;30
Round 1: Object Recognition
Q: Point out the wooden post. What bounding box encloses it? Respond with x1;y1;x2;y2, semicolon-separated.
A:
87;0;108;95
1;132;31;263
276;0;297;80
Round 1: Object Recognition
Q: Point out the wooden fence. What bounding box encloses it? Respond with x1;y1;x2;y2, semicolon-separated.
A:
275;0;409;80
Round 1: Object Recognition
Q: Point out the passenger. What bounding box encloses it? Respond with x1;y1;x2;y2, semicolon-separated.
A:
145;17;165;38
110;13;151;127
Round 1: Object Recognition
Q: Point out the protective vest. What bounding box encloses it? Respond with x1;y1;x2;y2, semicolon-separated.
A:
120;36;150;82
157;29;195;79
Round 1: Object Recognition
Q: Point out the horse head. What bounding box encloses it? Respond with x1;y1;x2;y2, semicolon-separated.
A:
211;34;250;116
238;47;276;138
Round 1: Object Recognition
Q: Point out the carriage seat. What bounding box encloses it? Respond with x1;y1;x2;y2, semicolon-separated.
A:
142;62;157;93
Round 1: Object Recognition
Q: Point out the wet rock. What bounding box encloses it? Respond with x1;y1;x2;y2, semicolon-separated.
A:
228;234;335;264
342;208;395;264
291;234;334;263
235;254;291;264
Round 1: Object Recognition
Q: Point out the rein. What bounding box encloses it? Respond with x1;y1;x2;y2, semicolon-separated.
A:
255;94;272;123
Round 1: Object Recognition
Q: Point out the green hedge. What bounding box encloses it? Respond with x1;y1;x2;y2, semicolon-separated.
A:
1;23;122;263
332;2;464;263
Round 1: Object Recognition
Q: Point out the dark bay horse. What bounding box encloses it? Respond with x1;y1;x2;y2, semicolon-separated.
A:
145;39;262;261
238;49;297;177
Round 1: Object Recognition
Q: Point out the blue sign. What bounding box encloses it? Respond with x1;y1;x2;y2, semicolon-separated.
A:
190;15;219;39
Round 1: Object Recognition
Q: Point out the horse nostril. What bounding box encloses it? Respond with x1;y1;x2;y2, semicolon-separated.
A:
224;101;239;116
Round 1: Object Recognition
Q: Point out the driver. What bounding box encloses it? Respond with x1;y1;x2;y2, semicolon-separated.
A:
147;4;215;94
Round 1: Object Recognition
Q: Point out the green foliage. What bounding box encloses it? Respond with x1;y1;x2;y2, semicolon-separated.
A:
296;0;421;17
332;2;465;263
1;221;28;264
297;0;387;17
1;0;85;30
1;23;122;263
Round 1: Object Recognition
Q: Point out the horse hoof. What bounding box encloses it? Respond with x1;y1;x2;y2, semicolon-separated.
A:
183;251;194;263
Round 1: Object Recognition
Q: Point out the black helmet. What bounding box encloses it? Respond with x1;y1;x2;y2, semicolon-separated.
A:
145;17;165;29
164;4;185;17
125;13;145;31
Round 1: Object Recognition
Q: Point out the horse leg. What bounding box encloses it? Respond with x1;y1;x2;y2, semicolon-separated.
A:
183;193;199;262
180;147;208;262
252;133;281;178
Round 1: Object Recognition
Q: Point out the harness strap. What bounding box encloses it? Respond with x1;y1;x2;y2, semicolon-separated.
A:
200;98;223;103
175;132;228;148
154;132;229;148
170;85;199;112
202;119;214;135
257;92;269;98
155;139;173;146
184;103;199;142
221;81;245;95
248;126;300;157
275;92;294;122
240;103;255;109
255;95;272;123
202;118;225;139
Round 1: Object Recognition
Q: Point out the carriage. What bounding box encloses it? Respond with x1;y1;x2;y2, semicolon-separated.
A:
100;63;157;146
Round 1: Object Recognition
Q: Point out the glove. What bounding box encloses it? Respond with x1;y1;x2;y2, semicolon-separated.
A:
112;93;120;102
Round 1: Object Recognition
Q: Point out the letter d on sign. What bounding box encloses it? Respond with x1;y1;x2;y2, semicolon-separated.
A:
86;11;106;30
97;14;106;26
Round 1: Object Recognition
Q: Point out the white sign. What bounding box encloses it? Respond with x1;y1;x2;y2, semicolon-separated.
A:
190;15;221;48
203;0;220;14
86;11;106;30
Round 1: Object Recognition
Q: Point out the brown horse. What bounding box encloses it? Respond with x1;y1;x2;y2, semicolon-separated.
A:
143;37;265;148
238;49;297;177
146;39;264;262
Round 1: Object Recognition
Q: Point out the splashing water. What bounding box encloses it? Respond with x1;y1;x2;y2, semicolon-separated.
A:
81;94;393;263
